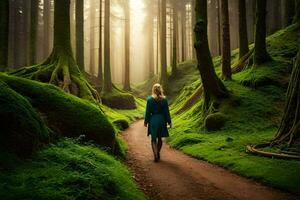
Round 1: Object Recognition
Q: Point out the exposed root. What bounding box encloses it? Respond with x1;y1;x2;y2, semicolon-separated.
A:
10;50;100;103
232;49;254;74
176;85;203;114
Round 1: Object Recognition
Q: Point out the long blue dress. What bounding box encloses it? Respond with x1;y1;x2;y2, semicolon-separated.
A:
144;96;171;139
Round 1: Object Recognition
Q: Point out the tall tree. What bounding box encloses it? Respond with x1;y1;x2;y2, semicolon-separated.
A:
194;0;228;109
181;3;186;61
123;0;131;91
294;0;300;23
217;0;221;56
12;0;99;102
253;0;271;66
283;0;295;26
238;0;249;59
76;0;84;70
44;0;51;58
221;0;231;80
103;0;113;92
160;0;167;85
172;1;178;76
0;0;9;70
98;0;103;83
89;0;96;75
148;5;155;77
30;0;39;65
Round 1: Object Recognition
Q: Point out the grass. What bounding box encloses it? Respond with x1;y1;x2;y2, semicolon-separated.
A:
164;24;300;194
0;138;146;200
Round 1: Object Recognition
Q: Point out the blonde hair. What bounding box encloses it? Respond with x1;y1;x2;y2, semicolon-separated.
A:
152;83;165;101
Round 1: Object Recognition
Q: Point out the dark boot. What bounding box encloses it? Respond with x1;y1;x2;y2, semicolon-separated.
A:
157;137;162;161
151;140;158;162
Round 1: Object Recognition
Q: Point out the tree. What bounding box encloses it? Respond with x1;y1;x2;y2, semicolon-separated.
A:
76;0;84;70
30;0;39;65
0;0;9;70
283;0;295;26
160;0;167;85
123;0;131;91
148;4;155;77
98;0;103;84
253;0;271;66
103;0;113;92
294;0;300;23
171;1;178;76
221;0;231;80
238;0;249;59
271;50;300;146
181;2;186;61
194;0;228;110
12;0;99;102
89;0;96;76
44;0;51;58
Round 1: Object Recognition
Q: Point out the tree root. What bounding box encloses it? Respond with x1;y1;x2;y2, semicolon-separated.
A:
232;49;254;74
176;85;203;114
246;143;300;161
10;51;100;103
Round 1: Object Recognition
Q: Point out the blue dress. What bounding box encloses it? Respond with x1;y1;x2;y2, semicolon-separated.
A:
144;96;171;139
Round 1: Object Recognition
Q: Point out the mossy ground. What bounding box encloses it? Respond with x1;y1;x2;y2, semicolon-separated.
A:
101;87;137;110
0;138;146;200
141;24;300;194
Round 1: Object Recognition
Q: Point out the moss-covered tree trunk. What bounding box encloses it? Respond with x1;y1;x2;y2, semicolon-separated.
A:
30;0;38;65
294;0;300;23
172;1;178;76
160;0;167;86
11;0;100;103
253;0;271;66
103;0;113;93
123;0;131;91
272;50;300;146
76;0;84;70
238;0;249;59
221;0;231;80
0;0;9;70
194;0;228;110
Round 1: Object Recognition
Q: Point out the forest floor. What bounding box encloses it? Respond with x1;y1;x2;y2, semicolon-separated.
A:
123;120;298;200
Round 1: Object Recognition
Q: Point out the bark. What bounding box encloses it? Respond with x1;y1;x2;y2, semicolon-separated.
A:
148;7;155;77
8;0;16;68
253;0;271;66
181;3;186;61
89;0;96;75
294;0;300;23
76;0;84;70
160;0;167;85
172;2;178;76
194;0;228;110
123;0;131;91
283;0;295;26
98;0;103;83
221;0;231;80
217;0;221;56
103;0;112;92
272;49;300;146
0;0;9;69
30;0;39;65
238;0;249;59
44;0;51;58
191;0;196;59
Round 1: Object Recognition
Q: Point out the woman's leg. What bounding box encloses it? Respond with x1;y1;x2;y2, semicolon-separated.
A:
157;137;162;160
151;138;158;162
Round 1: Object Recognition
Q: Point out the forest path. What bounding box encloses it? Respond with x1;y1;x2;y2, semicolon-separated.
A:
123;120;297;200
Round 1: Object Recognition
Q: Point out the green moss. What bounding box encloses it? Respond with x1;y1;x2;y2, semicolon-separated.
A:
0;81;50;157
204;113;226;131
0;73;117;153
0;138;146;200
102;88;137;110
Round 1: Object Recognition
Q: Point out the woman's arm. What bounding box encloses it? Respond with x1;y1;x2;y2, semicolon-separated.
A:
144;98;151;126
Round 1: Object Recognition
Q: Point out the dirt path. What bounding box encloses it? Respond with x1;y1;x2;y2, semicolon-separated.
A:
123;120;298;200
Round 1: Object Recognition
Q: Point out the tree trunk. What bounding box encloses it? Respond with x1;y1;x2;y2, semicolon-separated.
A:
272;49;300;146
294;0;300;23
181;4;186;62
103;0;112;92
8;0;16;68
148;7;155;77
44;0;51;58
172;2;178;76
253;0;271;66
89;0;96;76
283;0;295;26
217;0;222;56
160;0;167;86
238;0;249;59
221;0;231;80
0;0;9;70
194;0;228;110
191;0;196;60
98;0;103;83
76;0;84;70
123;0;131;91
30;0;39;65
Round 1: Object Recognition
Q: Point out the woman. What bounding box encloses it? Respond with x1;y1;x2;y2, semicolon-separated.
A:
144;83;172;162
